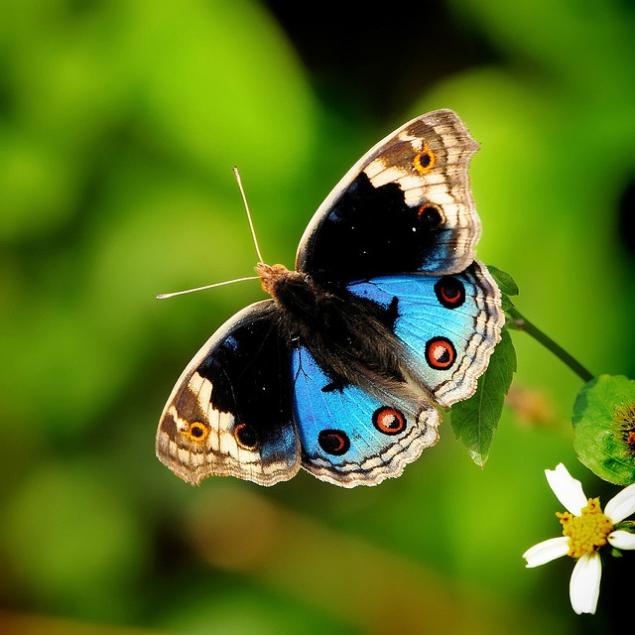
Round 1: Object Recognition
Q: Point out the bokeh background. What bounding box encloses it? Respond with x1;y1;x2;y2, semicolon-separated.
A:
1;1;633;633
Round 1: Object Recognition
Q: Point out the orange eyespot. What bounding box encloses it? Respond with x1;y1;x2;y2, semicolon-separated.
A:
234;422;258;449
425;337;457;370
185;421;209;442
413;144;436;174
373;407;406;435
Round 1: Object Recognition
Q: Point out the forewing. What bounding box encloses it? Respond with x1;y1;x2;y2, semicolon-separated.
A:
296;109;481;283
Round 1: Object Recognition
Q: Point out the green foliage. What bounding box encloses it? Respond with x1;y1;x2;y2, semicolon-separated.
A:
573;375;635;485
450;265;518;465
0;0;632;632
3;461;147;618
451;328;517;466
488;265;519;313
487;265;519;297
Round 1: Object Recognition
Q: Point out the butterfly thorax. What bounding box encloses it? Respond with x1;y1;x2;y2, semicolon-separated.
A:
257;262;325;318
256;262;409;394
258;262;345;325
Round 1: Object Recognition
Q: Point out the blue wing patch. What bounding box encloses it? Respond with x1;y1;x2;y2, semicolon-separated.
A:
347;260;503;406
292;345;440;487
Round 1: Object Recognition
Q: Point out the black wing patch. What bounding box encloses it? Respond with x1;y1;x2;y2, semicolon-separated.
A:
296;109;480;283
156;301;300;486
298;171;457;283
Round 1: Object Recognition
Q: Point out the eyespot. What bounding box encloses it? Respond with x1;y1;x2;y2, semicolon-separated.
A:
425;337;456;370
234;422;258;449
413;144;436;174
186;421;209;443
434;277;465;309
373;407;406;435
417;203;444;228
318;429;350;456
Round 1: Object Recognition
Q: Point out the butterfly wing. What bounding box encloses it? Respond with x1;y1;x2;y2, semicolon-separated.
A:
156;301;300;486
347;261;503;407
292;345;440;487
296;109;481;283
288;110;501;485
289;261;501;486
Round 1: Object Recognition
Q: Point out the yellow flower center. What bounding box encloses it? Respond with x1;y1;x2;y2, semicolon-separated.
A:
556;498;613;558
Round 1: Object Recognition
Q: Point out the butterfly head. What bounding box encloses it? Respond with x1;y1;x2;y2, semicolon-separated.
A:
256;263;295;294
256;262;315;312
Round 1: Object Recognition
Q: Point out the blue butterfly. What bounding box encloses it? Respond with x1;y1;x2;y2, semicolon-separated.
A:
156;109;504;487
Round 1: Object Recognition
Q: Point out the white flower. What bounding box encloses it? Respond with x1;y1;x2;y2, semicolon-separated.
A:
523;463;635;615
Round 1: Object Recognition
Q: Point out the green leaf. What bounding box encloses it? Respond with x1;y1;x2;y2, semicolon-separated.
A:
450;328;517;466
615;520;635;532
572;375;635;485
487;265;519;296
500;294;516;313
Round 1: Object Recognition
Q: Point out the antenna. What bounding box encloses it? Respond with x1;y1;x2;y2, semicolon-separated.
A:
233;166;264;264
155;167;266;301
156;276;260;300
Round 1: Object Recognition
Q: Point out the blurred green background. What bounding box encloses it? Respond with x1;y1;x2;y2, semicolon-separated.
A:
0;1;633;634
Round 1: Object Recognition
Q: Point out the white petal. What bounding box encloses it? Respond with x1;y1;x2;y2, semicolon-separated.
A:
569;552;602;615
523;536;570;567
604;483;635;524
545;463;587;515
608;529;635;550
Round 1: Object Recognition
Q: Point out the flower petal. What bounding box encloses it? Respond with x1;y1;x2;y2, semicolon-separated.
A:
604;483;635;524
569;552;602;615
522;536;570;567
608;529;635;550
545;463;587;515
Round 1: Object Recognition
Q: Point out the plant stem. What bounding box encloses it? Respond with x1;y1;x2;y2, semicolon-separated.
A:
506;307;594;383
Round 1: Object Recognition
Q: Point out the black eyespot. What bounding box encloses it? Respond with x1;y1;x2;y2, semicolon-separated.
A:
434;276;465;308
373;407;406;435
417;204;444;228
318;429;350;456
234;422;258;449
425;337;457;370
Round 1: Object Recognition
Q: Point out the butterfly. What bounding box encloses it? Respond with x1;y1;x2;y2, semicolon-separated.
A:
156;109;504;488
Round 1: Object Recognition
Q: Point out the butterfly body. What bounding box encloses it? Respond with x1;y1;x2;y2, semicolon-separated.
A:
157;110;504;487
258;262;411;399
